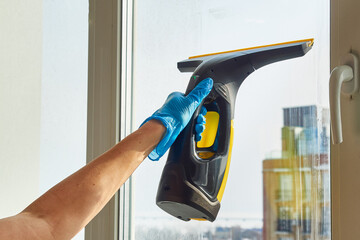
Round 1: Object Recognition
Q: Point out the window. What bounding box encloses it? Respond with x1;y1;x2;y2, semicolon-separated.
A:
303;173;311;202
277;175;293;201
132;0;329;239
277;206;293;233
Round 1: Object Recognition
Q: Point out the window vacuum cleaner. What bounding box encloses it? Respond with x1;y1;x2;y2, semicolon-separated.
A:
156;39;314;222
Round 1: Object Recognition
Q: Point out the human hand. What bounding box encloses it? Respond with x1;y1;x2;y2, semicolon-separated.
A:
142;78;213;160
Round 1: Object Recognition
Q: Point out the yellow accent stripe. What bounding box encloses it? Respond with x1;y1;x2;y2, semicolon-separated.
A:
191;218;207;221
217;121;234;202
198;151;215;159
189;38;314;59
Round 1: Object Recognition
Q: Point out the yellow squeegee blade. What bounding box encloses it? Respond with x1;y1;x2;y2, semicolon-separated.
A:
189;38;314;59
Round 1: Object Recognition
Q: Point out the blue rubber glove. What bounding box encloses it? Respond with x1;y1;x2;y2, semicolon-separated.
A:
142;78;213;161
195;106;207;142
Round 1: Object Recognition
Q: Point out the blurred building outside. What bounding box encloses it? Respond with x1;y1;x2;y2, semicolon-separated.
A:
263;105;330;240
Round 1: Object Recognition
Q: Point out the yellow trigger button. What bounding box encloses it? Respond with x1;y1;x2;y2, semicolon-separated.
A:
196;111;219;148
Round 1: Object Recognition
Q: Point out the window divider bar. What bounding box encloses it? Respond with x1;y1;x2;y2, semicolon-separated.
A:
119;0;135;239
85;0;122;239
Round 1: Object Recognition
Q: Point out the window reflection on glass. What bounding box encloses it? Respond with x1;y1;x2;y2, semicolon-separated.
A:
133;0;329;239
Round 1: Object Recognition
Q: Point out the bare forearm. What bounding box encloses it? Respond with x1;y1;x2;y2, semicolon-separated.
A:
0;78;212;240
20;120;165;239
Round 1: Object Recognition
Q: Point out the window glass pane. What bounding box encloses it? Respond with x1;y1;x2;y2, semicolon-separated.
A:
133;1;330;239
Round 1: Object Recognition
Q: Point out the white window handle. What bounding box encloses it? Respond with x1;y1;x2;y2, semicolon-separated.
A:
329;53;359;144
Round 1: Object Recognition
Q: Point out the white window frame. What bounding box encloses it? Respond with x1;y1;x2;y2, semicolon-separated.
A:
85;0;134;239
330;0;360;239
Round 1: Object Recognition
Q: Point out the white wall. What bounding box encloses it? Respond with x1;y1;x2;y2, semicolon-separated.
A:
0;5;88;240
39;0;88;196
0;0;43;218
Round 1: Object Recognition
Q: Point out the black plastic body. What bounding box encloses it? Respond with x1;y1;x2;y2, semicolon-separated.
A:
156;41;313;222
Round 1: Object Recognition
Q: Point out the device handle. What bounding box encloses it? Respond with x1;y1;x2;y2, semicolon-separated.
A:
329;65;353;144
329;53;359;144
